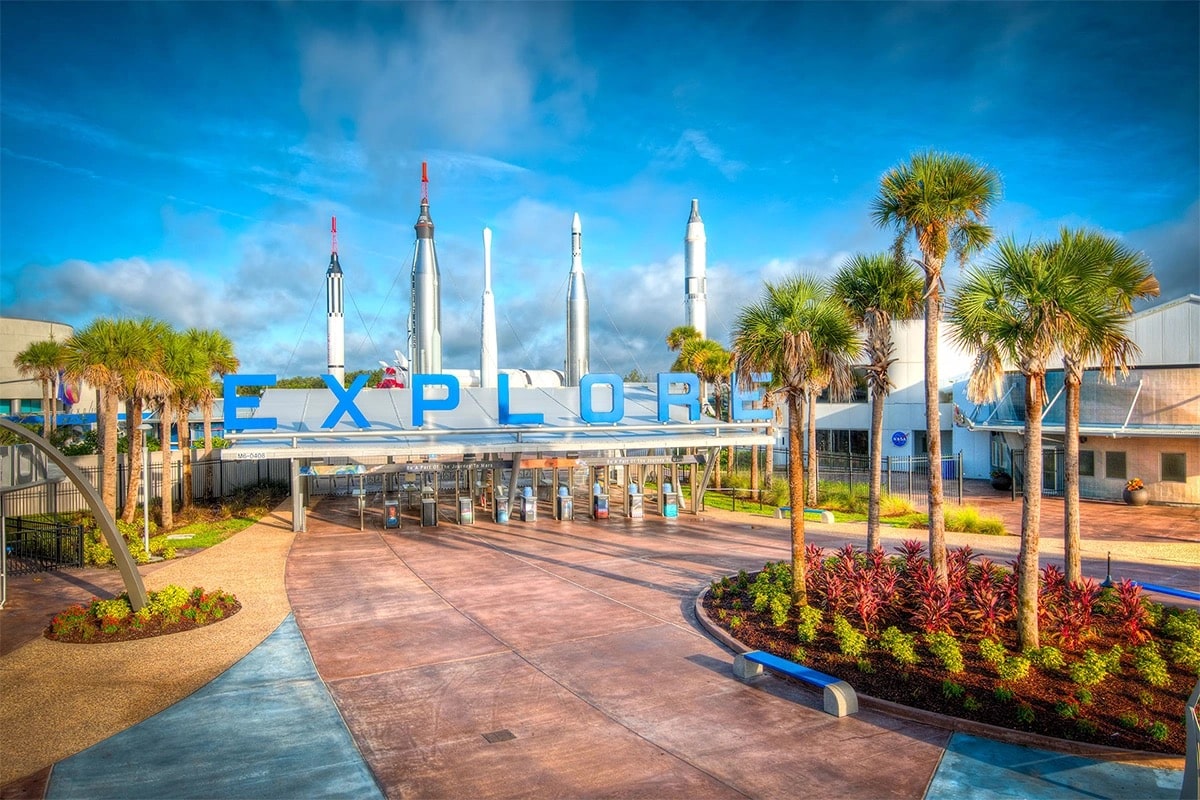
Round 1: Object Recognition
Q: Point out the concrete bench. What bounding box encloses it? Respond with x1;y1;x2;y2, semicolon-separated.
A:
733;649;858;717
775;506;835;524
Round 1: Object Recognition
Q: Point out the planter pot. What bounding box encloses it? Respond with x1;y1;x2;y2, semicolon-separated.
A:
1122;488;1149;506
990;475;1012;492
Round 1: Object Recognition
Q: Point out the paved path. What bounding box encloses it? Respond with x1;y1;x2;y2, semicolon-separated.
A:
1;493;1194;799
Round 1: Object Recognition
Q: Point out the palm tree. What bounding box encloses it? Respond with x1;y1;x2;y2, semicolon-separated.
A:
872;150;1001;583
153;330;208;529
120;318;173;524
13;339;66;437
948;237;1119;650
62;318;160;516
666;325;701;355
1049;230;1158;584
733;275;860;608
832;253;924;552
186;329;239;499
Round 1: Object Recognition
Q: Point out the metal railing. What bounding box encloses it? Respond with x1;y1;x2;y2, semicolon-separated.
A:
3;517;84;575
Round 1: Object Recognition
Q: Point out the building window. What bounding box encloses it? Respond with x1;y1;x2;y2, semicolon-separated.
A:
1161;453;1186;483
0;400;11;415
1079;450;1095;477
1105;451;1127;481
18;399;41;414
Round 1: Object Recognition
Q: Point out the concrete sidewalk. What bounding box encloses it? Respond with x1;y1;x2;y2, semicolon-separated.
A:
2;493;1195;799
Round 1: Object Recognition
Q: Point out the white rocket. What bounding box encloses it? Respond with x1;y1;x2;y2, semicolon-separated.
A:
565;212;589;386
409;162;442;375
480;227;498;389
684;198;707;339
326;215;345;385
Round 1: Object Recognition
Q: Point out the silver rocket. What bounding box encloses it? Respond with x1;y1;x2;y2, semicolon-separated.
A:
480;227;499;389
565;212;589;386
684;198;707;339
409;162;442;375
326;215;345;385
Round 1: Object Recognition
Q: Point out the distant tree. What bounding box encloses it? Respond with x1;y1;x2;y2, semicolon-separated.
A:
872;149;1001;584
276;376;326;389
622;368;649;383
832;252;924;552
13;339;67;437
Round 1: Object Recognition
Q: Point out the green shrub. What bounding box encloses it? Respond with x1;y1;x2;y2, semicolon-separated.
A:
1139;691;1155;708
879;493;917;518
941;504;1008;536
1117;712;1141;729
93;597;132;623
963;696;982;712
942;680;964;699
1162;611;1200;672
1026;645;1066;672
857;658;874;673
1070;648;1118;688
1074;719;1099;738
1055;700;1079;719
833;615;868;659
993;686;1016;703
796;605;823;644
1148;721;1170;742
926;631;965;674
977;638;1007;667
997;655;1031;683
1016;703;1035;725
878;626;920;666
1132;643;1170;687
791;646;807;663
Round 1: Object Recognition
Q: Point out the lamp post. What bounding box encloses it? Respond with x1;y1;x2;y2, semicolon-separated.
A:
138;423;153;557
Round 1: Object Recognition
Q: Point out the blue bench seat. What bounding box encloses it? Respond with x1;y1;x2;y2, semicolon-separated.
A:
733;649;858;717
775;506;836;524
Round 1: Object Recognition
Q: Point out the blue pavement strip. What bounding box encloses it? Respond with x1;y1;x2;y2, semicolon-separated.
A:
47;615;384;800
925;732;1183;800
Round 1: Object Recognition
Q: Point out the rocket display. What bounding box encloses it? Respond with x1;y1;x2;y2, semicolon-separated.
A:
565;212;590;386
480;227;499;389
326;215;345;385
684;198;707;339
409;162;442;375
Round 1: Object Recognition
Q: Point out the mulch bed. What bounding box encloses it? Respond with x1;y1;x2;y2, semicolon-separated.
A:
703;592;1191;755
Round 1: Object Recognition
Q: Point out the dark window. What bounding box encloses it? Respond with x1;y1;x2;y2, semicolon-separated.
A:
1162;453;1186;483
816;430;830;451
1105;451;1127;480
850;430;869;456
1079;450;1095;477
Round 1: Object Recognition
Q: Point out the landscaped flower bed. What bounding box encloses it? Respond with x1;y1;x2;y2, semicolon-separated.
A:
46;585;241;644
703;542;1197;755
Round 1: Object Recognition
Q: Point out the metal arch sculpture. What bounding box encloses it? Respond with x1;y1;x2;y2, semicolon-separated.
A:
0;419;148;610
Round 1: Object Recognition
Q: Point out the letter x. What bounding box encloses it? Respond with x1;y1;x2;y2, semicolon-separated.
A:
322;374;370;428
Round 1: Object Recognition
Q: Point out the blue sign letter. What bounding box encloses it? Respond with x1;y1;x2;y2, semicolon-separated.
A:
731;372;773;421
412;375;460;426
498;372;544;425
321;374;370;428
580;373;623;424
657;372;700;422
224;374;277;431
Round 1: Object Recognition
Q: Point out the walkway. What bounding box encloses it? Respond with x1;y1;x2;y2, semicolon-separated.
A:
1;493;1194;799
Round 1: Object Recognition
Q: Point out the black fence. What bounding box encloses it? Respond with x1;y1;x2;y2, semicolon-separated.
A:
0;456;294;519
3;517;84;575
764;448;964;508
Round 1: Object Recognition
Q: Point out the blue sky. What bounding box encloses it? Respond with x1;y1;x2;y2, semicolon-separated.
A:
2;1;1197;380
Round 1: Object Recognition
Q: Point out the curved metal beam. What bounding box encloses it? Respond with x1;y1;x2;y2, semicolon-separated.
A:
0;419;148;610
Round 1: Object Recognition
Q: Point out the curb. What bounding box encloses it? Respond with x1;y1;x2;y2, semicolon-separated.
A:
692;588;1185;770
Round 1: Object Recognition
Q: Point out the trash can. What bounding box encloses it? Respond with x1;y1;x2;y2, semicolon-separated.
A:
520;486;537;522
421;488;438;527
592;482;609;520
494;490;509;524
627;482;644;519
457;496;474;525
383;499;401;529
555;486;572;521
662;482;678;518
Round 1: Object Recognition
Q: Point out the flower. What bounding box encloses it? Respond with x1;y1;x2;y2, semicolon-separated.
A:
1125;478;1144;491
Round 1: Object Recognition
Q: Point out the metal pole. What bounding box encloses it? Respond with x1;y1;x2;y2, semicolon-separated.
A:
142;439;150;557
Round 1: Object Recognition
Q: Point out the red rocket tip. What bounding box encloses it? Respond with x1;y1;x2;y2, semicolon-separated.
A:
332;216;337;233
422;161;428;182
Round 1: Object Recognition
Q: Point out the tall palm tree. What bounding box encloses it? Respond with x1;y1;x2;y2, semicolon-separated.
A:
948;237;1119;650
733;275;860;608
666;325;701;355
1050;230;1158;584
186;329;240;496
62;318;160;516
832;252;924;552
13;339;66;437
153;330;208;529
120;318;173;524
872;150;1001;583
